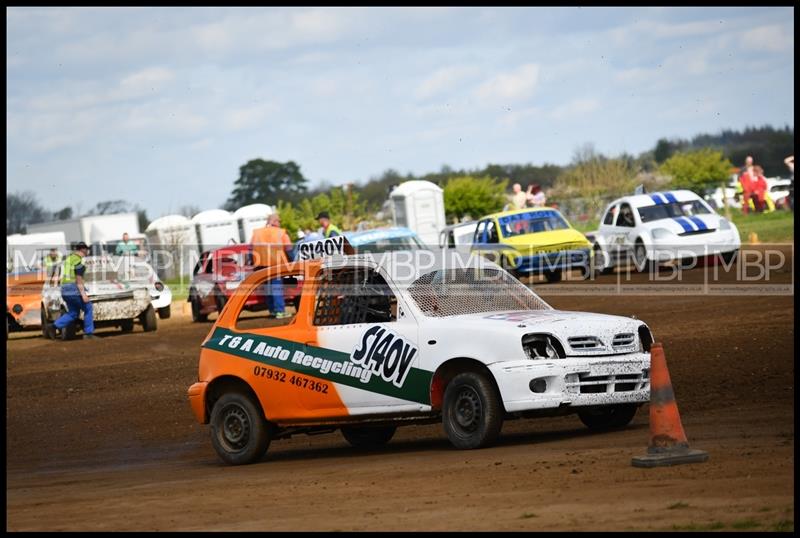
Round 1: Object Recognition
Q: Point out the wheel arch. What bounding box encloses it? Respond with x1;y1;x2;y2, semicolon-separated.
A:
429;357;505;413
205;375;265;424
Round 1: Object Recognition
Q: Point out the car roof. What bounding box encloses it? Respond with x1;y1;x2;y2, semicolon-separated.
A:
612;190;702;208
484;207;564;220
344;227;418;246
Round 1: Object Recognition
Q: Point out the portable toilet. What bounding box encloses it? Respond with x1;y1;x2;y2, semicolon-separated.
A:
233;203;274;243
390;180;446;247
191;209;239;252
145;214;199;278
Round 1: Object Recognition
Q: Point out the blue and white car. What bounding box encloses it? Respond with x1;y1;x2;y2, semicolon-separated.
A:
344;227;427;253
588;190;741;271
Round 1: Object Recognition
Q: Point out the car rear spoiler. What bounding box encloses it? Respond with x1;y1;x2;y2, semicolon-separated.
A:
295;235;355;261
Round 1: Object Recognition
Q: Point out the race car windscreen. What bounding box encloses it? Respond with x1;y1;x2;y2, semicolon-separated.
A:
637;200;712;223
407;267;551;317
498;210;569;238
356;235;425;254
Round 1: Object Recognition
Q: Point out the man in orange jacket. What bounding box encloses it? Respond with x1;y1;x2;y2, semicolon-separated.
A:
250;213;293;318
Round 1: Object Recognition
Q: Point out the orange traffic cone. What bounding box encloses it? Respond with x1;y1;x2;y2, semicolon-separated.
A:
631;343;709;467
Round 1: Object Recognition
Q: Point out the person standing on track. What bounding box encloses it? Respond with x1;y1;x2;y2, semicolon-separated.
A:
49;241;96;340
250;213;293;319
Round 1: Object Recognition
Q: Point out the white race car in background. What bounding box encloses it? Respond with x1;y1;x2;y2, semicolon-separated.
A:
121;258;173;319
43;255;157;339
589;190;741;272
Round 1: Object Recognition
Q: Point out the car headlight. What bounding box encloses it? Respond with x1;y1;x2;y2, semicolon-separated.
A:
651;228;673;240
154;281;164;291
522;334;564;360
225;281;241;290
718;218;731;230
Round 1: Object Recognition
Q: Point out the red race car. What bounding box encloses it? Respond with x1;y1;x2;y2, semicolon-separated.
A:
188;244;302;322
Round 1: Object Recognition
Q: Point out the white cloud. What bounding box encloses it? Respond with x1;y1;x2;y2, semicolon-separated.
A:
221;103;277;131
549;98;599;120
740;24;793;53
475;63;540;102
415;65;480;100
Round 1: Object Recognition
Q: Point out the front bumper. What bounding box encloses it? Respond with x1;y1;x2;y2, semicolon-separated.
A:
649;231;740;262
488;353;650;413
514;248;591;274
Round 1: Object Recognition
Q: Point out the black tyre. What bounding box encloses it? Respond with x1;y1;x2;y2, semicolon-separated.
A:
41;307;49;338
158;304;171;319
578;404;639;431
633;240;654;273
592;245;614;276
544;269;562;283
442;371;503;450
191;293;207;323
214;286;228;315
721;249;739;265
61;321;76;341
210;391;270;465
120;319;134;333
140;304;158;332
341;425;397;448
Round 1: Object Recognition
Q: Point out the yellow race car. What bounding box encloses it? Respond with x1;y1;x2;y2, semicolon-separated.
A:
471;207;592;282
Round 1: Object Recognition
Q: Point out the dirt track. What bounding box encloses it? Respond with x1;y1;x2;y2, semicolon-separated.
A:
6;245;794;531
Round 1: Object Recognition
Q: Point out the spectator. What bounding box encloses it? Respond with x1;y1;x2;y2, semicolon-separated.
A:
738;157;756;215
784;155;794;211
316;211;342;238
752;165;769;213
44;248;62;278
250;213;293;319
529;184;546;207
509;183;528;210
115;233;139;256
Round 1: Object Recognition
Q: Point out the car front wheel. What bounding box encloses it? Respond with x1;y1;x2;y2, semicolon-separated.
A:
191;293;207;323
210;392;271;465
442;371;503;450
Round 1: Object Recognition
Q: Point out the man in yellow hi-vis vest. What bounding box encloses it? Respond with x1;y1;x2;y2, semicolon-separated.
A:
51;242;96;339
316;211;341;238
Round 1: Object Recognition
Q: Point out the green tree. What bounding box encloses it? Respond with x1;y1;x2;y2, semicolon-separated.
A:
659;149;733;193
443;176;508;221
226;158;308;209
6;191;47;234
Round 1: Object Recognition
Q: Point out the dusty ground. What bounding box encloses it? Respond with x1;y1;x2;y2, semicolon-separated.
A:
6;245;794;531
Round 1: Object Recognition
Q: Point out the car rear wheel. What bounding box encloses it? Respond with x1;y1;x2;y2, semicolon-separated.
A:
157;304;171;319
140;305;157;332
633;240;654;273
442;371;503;450
210;391;271;465
341;425;397;448
544;269;562;283
578;404;639;431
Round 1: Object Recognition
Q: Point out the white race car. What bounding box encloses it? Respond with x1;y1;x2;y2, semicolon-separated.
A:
121;258;173;319
43;255;157;339
589;190;741;272
188;239;654;464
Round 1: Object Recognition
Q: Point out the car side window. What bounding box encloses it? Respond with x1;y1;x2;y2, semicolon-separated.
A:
486;221;499;244
314;267;397;326
234;271;301;330
618;203;636;228
474;221;487;244
603;205;617;225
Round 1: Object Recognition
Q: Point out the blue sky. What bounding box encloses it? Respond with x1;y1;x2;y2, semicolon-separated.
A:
6;6;795;220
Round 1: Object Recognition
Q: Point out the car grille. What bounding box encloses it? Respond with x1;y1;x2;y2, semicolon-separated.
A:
568;372;649;394
568;336;603;350
612;333;636;348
